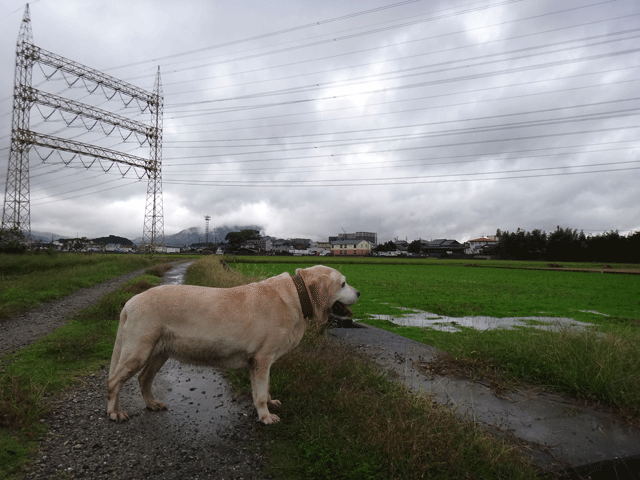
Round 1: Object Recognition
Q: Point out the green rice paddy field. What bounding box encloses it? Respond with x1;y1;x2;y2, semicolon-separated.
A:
229;257;640;419
229;258;639;326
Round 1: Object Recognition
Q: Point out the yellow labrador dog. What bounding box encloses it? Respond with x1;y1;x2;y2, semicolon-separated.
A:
107;265;359;425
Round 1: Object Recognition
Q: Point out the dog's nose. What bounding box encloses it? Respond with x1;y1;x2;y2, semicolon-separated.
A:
356;290;360;298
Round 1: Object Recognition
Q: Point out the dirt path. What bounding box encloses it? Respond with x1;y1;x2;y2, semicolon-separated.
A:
0;267;151;357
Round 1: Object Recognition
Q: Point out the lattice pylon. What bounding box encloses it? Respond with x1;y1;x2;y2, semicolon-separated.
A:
2;5;35;242
141;67;164;252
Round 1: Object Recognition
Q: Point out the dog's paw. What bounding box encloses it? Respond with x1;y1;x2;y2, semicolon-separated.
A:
145;400;168;411
259;413;280;425
109;410;130;422
268;398;282;408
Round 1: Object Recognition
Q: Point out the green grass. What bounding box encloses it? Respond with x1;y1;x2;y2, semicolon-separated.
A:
0;252;174;321
0;272;164;479
226;254;640;271
229;258;640;425
188;257;540;479
229;260;640;322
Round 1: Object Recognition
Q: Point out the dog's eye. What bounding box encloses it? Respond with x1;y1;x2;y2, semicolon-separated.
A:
341;282;346;288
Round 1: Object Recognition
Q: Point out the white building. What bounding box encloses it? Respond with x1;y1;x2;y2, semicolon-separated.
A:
465;236;498;255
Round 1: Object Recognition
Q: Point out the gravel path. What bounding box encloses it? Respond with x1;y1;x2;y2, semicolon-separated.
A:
2;265;270;479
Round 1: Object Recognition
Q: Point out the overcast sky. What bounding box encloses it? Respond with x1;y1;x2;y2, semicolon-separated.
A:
1;0;639;243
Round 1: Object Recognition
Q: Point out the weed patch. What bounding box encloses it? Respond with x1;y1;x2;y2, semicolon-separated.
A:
184;256;263;288
145;262;175;278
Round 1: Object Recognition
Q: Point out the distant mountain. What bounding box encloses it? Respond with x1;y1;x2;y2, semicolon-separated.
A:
28;225;262;246
137;225;263;246
91;235;134;246
30;231;66;243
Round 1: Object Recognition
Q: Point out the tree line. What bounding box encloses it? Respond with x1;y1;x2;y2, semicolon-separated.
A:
493;227;640;263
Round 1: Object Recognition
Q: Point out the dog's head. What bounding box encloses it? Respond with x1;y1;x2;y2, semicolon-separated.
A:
296;265;360;321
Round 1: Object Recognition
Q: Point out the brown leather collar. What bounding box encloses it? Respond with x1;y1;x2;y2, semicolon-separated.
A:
291;273;314;319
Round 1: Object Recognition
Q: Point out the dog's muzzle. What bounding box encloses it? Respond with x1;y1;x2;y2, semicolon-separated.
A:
330;301;353;320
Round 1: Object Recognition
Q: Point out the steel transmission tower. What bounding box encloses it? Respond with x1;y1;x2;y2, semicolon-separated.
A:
1;4;35;242
1;4;164;251
141;68;165;251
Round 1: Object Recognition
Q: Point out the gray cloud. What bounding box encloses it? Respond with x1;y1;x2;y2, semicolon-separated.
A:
1;0;639;243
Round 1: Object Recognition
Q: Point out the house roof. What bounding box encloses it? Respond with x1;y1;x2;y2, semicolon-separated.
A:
423;239;463;247
467;237;498;243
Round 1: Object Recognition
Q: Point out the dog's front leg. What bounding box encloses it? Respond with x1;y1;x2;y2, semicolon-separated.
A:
250;355;280;425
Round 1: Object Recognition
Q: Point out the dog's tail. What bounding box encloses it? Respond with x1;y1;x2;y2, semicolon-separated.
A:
109;306;128;378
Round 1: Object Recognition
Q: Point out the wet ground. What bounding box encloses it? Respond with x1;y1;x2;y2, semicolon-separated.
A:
330;324;640;479
367;306;592;332
150;261;250;437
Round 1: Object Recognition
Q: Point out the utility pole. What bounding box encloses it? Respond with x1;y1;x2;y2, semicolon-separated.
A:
205;215;211;247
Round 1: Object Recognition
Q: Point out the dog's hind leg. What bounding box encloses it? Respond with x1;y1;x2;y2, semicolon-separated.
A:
138;353;169;411
107;342;154;422
250;355;280;425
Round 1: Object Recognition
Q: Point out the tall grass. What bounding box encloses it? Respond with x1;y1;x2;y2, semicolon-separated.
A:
456;325;640;417
187;257;539;479
184;255;265;288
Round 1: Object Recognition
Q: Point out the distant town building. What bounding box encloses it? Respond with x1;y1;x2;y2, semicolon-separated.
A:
329;231;377;246
465;236;498;255
331;239;372;256
420;239;466;257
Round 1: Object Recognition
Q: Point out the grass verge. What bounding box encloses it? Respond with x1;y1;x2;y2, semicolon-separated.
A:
186;257;540;479
365;319;640;427
0;273;163;479
0;252;174;321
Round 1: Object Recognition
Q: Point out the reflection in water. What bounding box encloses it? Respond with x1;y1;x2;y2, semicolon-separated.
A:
365;307;592;332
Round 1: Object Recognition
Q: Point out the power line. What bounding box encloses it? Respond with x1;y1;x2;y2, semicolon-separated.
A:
164;28;640;103
163;45;640;112
163;165;640;188
166;145;640;176
30;179;140;206
164;69;640;130
106;0;523;72
157;11;638;93
163;102;640;145
161;139;640;166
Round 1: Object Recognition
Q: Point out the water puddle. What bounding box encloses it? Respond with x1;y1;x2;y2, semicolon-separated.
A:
365;307;592;332
153;361;248;439
160;261;192;285
138;260;253;439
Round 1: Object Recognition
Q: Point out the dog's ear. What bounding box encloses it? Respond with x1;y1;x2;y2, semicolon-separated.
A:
297;267;333;320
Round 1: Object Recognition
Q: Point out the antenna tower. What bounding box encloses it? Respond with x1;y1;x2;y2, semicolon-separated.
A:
204;215;211;247
1;4;164;251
